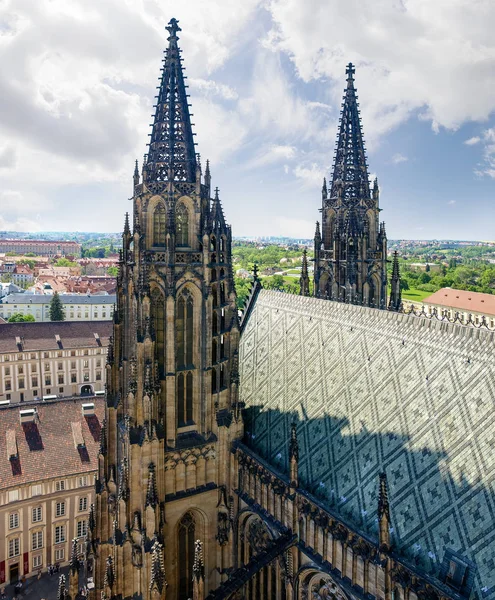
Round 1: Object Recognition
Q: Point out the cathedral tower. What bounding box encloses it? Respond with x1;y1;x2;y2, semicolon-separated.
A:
314;64;388;308
92;18;242;600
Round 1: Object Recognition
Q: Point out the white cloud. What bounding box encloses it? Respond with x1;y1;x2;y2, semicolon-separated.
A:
391;153;408;164
276;216;315;238
246;144;297;169
189;78;238;100
474;128;495;179
464;136;481;146
293;163;325;188
264;0;495;144
448;200;456;205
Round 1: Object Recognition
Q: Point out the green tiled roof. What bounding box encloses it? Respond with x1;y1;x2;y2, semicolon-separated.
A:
240;290;495;599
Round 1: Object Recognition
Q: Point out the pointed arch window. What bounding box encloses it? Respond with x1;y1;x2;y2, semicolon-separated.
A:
176;203;189;247
178;512;195;600
153;204;166;247
151;290;165;376
177;372;193;426
176;292;194;368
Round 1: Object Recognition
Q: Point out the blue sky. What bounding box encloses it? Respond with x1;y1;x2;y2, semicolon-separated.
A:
0;0;494;240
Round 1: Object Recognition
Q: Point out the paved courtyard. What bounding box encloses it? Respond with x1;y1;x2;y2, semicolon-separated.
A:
1;567;88;600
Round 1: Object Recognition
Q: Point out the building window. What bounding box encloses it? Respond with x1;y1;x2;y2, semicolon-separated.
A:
178;512;195;600
44;352;49;359
77;520;87;538
55;480;65;491
5;367;10;376
58;375;64;385
31;363;37;372
96;359;101;368
56;502;65;517
45;376;51;386
70;350;76;357
9;512;19;529
153;203;167;246
79;476;88;487
32;506;42;522
18;378;25;389
32;531;43;550
176;292;194;368
8;489;18;502
57;362;63;370
55;525;65;544
33;555;42;569
79;497;88;512
57;351;62;358
83;372;89;382
55;548;64;561
96;371;101;381
44;363;50;371
71;374;77;383
46;388;51;395
71;361;76;369
18;365;23;374
31;484;42;497
8;538;20;558
83;350;88;356
32;377;38;387
176;203;189;247
83;360;89;369
30;353;36;360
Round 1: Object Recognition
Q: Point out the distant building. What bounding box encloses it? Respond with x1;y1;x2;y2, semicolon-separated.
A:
0;397;103;584
0;320;112;402
0;294;115;323
12;265;34;286
409;262;442;272
0;240;81;257
423;287;495;328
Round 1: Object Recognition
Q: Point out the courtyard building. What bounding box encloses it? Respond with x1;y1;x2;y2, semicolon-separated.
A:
0;240;81;257
422;287;495;328
0;293;116;323
0;397;104;585
0;321;112;403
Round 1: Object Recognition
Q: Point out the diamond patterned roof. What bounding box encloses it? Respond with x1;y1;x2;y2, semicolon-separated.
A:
240;290;495;599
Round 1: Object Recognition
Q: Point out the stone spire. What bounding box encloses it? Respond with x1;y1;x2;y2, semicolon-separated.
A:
192;540;205;600
378;472;391;550
204;158;211;196
104;556;115;592
99;418;107;456
145;462;159;509
330;63;370;201
322;176;328;201
57;574;67;600
149;537;167;596
388;250;402;312
288;422;299;488
211;187;226;229
133;159;140;188
69;538;80;599
299;248;310;297
144;18;197;183
118;456;129;502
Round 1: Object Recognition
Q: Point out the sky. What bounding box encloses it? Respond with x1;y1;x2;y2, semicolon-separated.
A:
0;0;494;240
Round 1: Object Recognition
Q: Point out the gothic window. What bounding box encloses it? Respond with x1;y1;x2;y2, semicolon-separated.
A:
219;282;225;305
152;203;166;247
176;203;189;247
178;512;195;600
176;292;194;368
212;339;218;364
212;312;218;336
151;290;165;375
211;367;217;394
210;236;216;252
177;372;194;426
212;284;218;309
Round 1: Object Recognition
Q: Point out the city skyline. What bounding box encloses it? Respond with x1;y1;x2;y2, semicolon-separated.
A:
0;1;494;239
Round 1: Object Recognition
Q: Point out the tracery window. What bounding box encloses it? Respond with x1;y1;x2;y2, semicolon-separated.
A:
153;203;166;247
151;290;165;375
177;371;193;426
176;292;194;368
178;512;195;600
176;203;189;247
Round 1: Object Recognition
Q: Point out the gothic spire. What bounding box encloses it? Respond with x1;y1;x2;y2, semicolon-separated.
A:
57;574;67;600
211;186;226;229
70;538;80;575
378;472;391;550
330;63;370;201
322;177;328;200
104;556;115;591
299;249;310;297
118;457;129;502
192;539;205;600
388;250;402;311
133;159;140;188
144;18;197;183
99;418;107;456
149;537;167;593
205;158;211;196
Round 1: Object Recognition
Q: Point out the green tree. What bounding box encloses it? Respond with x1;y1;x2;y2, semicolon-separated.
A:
8;313;35;322
55;257;77;268
107;266;119;277
49;292;65;321
400;279;410;291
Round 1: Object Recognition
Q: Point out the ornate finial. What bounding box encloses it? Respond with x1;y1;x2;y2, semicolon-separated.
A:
214;186;220;200
149;537;167;593
205;159;210;176
124;212;130;235
315;220;321;240
118;456;129;502
252;262;259;281
166;17;181;40
378;471;391;549
145;463;159;508
289;422;299;461
70;538;80;575
104;556;115;590
346;62;355;81
134;159;139;179
99;419;107;455
57;574;67;600
88;503;96;531
193;540;205;580
299;250;310;297
322;177;328;199
388;251;402;312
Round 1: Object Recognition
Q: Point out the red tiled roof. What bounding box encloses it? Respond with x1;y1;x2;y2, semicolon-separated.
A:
0;321;113;352
0;397;104;488
424;288;495;316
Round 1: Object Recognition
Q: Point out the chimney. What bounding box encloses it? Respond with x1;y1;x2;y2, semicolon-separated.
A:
19;408;37;424
82;402;95;417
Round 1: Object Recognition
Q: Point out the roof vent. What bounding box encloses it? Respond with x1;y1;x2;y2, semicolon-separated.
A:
15;336;23;351
71;422;85;448
82;402;95;417
55;334;62;348
19;408;36;424
94;332;102;346
6;429;17;459
0;399;11;408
